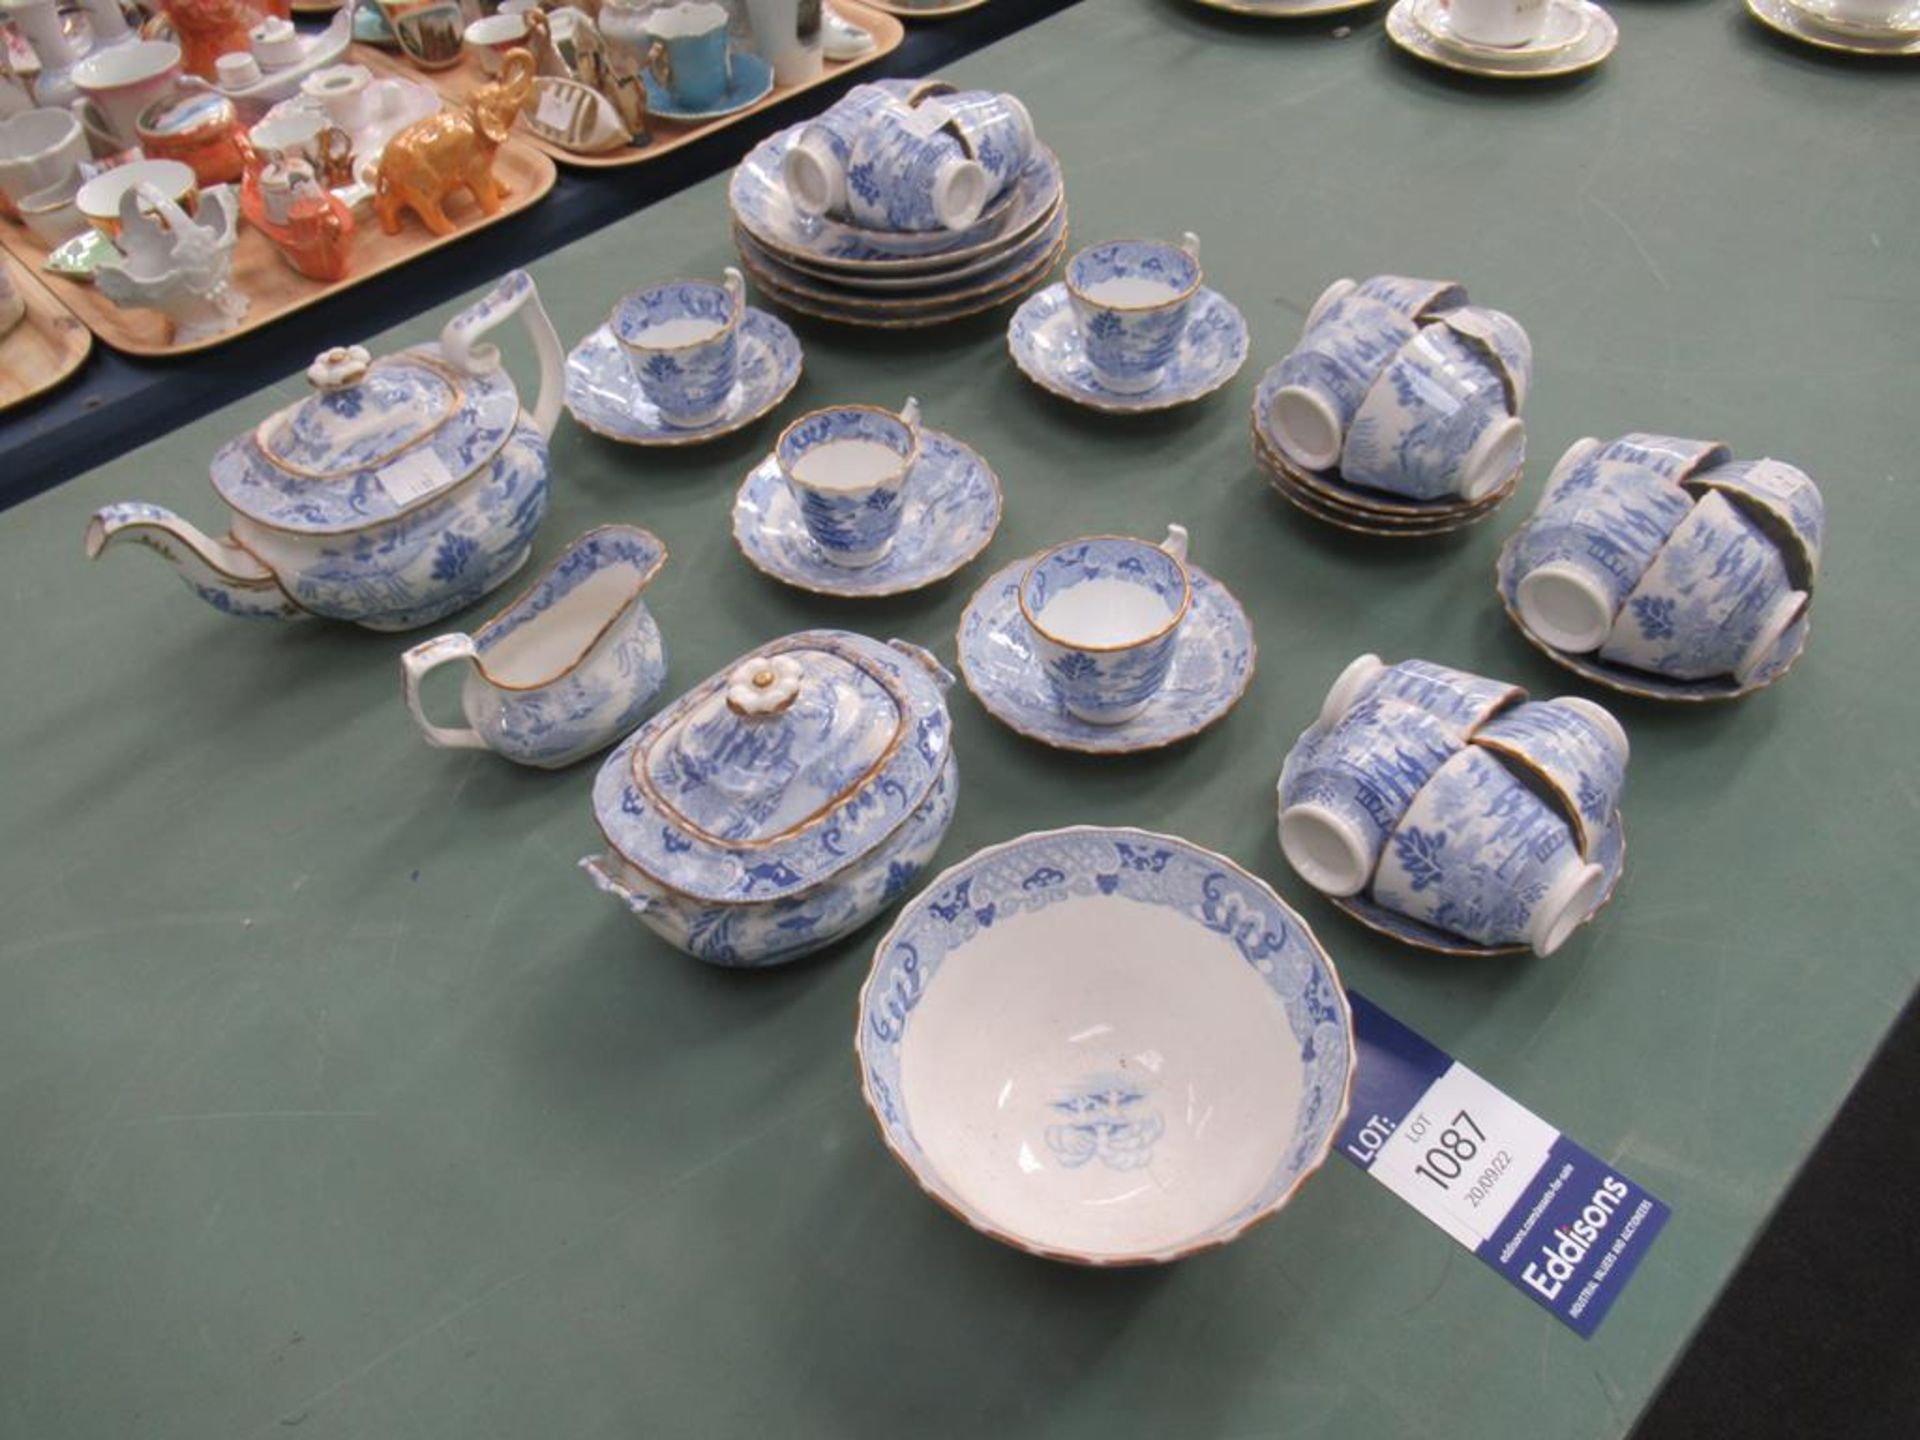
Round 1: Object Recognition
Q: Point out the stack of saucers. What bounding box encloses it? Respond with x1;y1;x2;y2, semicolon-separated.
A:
1745;0;1920;56
728;79;1067;329
1252;274;1531;537
1384;0;1620;79
1277;655;1630;958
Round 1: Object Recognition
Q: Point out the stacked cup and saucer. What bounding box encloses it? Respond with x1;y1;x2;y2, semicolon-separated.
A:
564;266;803;446
731;396;1004;597
1007;232;1249;413
1385;0;1620;79
1746;0;1920;54
729;78;1068;328
957;524;1255;754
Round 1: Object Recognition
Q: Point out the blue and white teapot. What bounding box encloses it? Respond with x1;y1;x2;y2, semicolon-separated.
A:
85;270;563;632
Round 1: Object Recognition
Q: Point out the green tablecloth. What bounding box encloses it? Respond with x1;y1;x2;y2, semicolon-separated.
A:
4;3;1915;1435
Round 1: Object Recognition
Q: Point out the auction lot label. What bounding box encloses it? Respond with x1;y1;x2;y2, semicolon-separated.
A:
1337;992;1669;1338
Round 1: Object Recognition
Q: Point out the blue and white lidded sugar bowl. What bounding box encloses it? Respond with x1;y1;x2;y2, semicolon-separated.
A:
582;629;959;968
85;270;563;632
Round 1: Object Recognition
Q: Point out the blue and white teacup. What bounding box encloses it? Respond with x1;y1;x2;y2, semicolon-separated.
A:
1266;292;1417;471
1065;233;1203;396
1438;304;1532;410
644;0;733;111
1318;654;1524;741
610;267;745;429
1510;434;1704;653
844;100;990;232
935;89;1034;203
782;79;954;218
1018;525;1191;725
1279;696;1462;897
776;397;922;568
1686;457;1824;591
1472;698;1628;861
1373;745;1606;957
1340;323;1525;501
1599;489;1808;684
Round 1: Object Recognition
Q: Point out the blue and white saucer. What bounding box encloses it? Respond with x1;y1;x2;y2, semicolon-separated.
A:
1007;283;1250;413
1494;529;1811;703
642;53;775;123
733;428;1004;597
957;553;1255;753
563;307;802;446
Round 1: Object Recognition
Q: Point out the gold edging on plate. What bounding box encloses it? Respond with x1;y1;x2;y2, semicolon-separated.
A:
853;824;1355;1266
744;234;1067;331
1256;440;1515;536
1188;0;1382;17
563;330;803;449
730;436;1006;599
1744;0;1920;53
952;559;1258;756
1385;0;1618;79
738;218;1066;315
1252;414;1513;518
1007;286;1249;415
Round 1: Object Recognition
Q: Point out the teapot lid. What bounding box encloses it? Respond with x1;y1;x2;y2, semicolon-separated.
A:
593;631;953;905
207;343;522;535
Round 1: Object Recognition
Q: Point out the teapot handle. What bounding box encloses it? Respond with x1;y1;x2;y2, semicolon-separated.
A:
400;633;489;752
440;269;564;440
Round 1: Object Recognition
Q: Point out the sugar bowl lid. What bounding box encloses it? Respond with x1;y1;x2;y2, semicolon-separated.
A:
207;342;522;534
594;630;955;905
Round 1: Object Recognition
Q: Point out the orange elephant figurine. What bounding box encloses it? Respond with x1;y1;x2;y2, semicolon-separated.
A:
374;49;533;238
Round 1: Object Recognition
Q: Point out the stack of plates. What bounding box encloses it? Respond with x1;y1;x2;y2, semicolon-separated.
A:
728;123;1067;329
1384;0;1619;79
1250;374;1520;538
1746;0;1920;54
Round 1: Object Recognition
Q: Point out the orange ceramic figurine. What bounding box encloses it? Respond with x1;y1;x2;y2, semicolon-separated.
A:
373;49;532;237
153;0;293;81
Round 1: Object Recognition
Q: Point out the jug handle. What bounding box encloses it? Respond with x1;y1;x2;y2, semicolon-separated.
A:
440;269;564;440
401;633;488;752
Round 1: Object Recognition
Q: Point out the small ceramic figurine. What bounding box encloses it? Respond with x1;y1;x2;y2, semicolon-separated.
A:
93;183;249;345
86;270;564;631
375;48;532;236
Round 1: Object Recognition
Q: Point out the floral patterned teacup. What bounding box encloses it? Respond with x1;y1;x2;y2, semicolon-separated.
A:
1018;525;1191;726
610;268;745;428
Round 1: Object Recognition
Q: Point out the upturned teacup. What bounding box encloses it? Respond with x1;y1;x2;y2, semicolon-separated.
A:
935;89;1034;203
1319;654;1524;741
1511;434;1707;653
782;79;954;218
1373;746;1605;957
1019;525;1192;725
1472;697;1628;860
1266;291;1417;471
843;99;990;233
1279;695;1461;896
1307;274;1467;330
1340;323;1525;501
1065;234;1203;396
611;267;746;428
1686;457;1823;591
1599;490;1808;684
777;398;923;567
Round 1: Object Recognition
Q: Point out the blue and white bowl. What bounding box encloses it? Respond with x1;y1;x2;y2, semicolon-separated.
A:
1599;489;1809;684
1264;292;1417;472
1064;234;1204;396
856;826;1353;1265
775;398;922;567
1018;526;1192;725
610;268;746;428
1372;745;1606;958
1339;322;1525;502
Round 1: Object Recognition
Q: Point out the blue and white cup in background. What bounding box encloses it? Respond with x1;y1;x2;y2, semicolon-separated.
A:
1339;322;1525;501
610;267;745;429
1318;653;1524;742
644;0;733;111
844;100;990;232
781;79;954;218
776;397;922;567
1018;525;1192;725
1278;695;1462;897
1511;434;1702;653
1599;489;1808;684
1266;291;1417;471
1372;745;1606;957
1472;698;1629;860
1065;233;1203;396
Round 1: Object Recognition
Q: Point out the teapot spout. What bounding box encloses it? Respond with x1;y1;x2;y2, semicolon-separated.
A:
84;504;303;622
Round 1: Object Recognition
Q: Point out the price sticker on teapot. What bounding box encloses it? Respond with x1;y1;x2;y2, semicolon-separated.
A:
377;446;456;507
1338;992;1669;1338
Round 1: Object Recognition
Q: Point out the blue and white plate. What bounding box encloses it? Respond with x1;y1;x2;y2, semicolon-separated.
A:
733;427;1003;597
1008;282;1249;414
1495;529;1811;702
742;228;1068;331
730;124;1065;269
563;307;801;446
958;552;1255;753
642;52;775;122
736;203;1068;304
